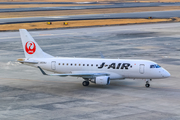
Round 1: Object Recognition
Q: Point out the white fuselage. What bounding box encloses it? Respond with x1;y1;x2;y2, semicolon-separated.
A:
27;57;170;80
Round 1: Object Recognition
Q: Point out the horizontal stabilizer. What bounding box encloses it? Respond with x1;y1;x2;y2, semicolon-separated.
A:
16;58;38;64
18;61;38;64
17;58;38;64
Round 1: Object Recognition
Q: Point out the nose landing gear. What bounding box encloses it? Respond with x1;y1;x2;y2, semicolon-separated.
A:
145;79;151;88
145;82;150;87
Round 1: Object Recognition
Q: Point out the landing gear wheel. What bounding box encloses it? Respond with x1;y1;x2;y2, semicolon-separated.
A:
145;79;150;88
145;84;150;88
82;81;89;86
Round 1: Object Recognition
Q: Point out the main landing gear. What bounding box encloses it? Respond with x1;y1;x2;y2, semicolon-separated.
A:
82;81;90;86
145;79;151;88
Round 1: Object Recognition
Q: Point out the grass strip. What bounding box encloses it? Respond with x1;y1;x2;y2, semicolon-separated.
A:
0;18;174;31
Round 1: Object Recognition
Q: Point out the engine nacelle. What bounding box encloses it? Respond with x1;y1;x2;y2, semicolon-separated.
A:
94;76;110;85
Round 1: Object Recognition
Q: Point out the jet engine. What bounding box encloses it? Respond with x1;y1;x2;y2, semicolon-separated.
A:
92;76;110;85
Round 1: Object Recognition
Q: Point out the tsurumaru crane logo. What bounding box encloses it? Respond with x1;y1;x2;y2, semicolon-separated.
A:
25;41;36;54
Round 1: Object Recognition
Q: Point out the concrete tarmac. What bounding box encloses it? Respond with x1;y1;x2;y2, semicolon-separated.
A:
0;2;179;5
1;2;180;13
0;2;98;4
1;10;180;24
0;23;180;119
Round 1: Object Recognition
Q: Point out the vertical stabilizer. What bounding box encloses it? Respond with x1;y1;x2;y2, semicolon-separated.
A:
19;29;53;58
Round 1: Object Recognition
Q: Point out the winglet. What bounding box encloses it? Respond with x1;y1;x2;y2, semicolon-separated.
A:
100;52;104;58
37;66;47;75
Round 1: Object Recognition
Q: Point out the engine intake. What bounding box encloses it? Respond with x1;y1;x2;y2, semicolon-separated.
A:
94;76;110;85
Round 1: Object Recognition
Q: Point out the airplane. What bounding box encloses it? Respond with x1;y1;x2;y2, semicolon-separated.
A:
17;29;170;88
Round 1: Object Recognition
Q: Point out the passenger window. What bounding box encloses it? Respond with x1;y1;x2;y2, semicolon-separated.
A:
79;64;81;66
59;63;60;65
71;63;73;66
75;64;76;66
91;64;93;66
87;64;89;66
67;63;68;66
63;63;64;65
83;64;85;66
96;64;98;67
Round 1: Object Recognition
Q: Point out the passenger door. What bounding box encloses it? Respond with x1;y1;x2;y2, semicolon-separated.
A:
51;61;56;70
139;64;145;74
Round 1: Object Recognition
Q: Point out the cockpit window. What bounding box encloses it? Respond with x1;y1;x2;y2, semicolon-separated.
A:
156;65;161;68
150;64;161;68
150;65;156;68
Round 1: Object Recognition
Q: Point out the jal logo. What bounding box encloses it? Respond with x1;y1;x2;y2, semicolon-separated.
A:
25;41;36;54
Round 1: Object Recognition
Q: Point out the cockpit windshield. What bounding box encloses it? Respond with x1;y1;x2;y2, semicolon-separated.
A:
156;65;161;68
150;64;161;68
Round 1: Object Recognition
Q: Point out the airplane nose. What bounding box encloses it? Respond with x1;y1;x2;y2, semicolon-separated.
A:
163;70;171;78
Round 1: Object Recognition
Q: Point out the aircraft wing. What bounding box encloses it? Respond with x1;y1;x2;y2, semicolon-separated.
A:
38;66;109;77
